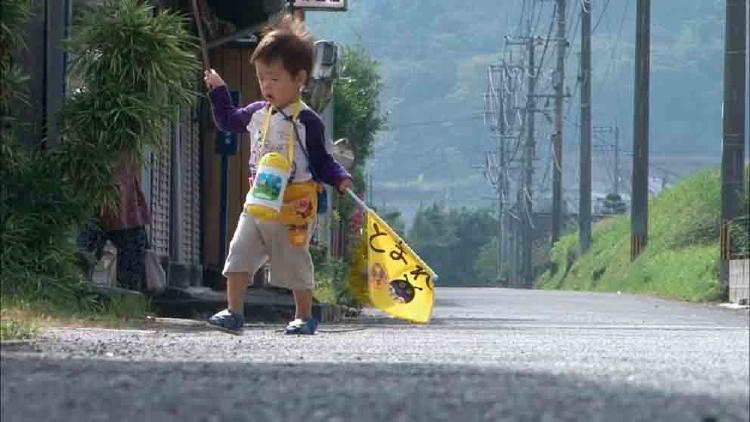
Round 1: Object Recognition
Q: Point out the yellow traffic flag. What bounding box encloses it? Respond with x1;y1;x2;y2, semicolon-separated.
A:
349;206;437;323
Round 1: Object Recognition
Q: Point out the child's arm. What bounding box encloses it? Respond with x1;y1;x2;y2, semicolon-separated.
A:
299;111;352;191
204;69;262;133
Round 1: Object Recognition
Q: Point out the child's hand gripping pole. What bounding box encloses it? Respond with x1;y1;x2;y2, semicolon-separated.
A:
344;188;371;213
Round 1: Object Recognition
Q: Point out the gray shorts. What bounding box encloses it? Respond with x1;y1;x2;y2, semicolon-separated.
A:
222;214;314;290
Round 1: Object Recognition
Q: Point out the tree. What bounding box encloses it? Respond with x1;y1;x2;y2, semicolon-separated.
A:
408;204;497;285
381;209;406;237
333;46;385;167
473;238;505;285
448;207;496;281
603;193;627;215
331;45;386;260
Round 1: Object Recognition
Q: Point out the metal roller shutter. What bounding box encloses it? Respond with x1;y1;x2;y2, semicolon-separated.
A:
150;127;171;258
179;107;201;266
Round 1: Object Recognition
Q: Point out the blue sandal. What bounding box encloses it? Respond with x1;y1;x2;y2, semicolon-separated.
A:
207;309;244;335
285;318;318;335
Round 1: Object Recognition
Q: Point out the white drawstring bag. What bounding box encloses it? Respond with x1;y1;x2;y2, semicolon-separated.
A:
145;249;166;294
92;241;118;288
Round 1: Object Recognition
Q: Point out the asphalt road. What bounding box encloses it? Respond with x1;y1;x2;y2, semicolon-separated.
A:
2;288;748;422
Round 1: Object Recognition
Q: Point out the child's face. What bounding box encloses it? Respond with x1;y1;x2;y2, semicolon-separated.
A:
255;59;306;108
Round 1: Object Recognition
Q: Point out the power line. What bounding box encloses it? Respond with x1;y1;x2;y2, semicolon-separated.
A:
565;6;582;61
389;115;482;129
518;0;529;37
535;3;558;80
592;0;612;33
596;0;630;95
531;0;547;36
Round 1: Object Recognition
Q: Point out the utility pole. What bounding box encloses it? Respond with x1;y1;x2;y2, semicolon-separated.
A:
496;134;504;278
504;210;512;282
719;0;747;287
551;0;566;244
496;134;511;281
484;55;526;285
614;125;620;195
513;193;523;287
521;29;537;288
630;0;650;260
483;63;513;282
507;211;515;285
494;1;553;287
579;0;592;253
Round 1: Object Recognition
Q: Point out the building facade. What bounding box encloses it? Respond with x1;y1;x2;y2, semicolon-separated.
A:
18;0;352;290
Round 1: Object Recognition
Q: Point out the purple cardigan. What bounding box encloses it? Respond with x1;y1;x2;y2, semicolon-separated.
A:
208;86;351;187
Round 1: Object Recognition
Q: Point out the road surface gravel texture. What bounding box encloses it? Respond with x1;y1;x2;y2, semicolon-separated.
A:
2;288;748;421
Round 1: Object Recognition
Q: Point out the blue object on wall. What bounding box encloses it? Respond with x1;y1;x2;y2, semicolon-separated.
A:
217;90;240;260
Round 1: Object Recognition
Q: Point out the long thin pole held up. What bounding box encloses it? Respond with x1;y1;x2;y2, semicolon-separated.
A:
190;0;211;69
345;188;370;212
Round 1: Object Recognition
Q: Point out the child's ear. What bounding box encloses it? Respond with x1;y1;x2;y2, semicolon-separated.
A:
295;70;308;87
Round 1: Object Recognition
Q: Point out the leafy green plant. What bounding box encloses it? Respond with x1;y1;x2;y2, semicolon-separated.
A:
0;317;38;341
0;0;31;127
59;0;198;210
0;0;79;303
311;244;356;305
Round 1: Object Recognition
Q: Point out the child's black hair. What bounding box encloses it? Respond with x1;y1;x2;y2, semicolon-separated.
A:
251;15;313;82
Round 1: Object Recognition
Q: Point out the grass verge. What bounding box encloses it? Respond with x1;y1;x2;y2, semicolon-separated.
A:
537;168;728;302
0;292;151;341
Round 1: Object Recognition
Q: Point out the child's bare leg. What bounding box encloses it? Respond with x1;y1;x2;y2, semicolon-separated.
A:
292;288;313;319
226;272;249;314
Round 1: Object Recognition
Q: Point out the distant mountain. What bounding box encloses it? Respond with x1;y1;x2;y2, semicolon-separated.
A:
307;0;732;223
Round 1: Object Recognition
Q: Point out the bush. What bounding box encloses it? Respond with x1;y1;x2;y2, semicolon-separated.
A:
730;216;749;258
314;258;353;305
0;0;83;303
729;169;749;258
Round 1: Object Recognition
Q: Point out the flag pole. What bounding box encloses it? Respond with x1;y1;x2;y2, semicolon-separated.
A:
190;0;211;70
345;188;371;212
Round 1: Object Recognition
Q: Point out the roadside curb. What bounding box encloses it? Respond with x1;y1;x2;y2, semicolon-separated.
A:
150;286;360;323
0;339;38;353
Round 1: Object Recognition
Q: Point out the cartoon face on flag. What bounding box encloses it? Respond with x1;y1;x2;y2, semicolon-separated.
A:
350;209;437;323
